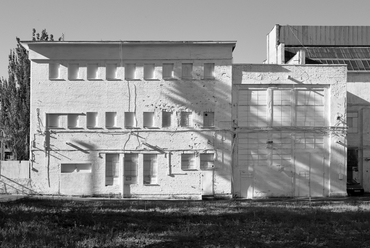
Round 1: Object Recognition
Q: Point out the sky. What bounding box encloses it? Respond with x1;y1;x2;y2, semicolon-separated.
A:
1;0;370;79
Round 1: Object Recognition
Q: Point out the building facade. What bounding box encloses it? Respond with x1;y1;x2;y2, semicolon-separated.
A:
266;25;370;193
22;41;235;199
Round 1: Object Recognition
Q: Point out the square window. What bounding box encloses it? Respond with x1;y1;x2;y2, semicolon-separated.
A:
106;112;117;128
125;64;136;80
106;154;119;186
143;112;155;128
144;64;155;79
49;63;60;79
163;63;174;79
68;114;81;128
47;114;61;128
68;63;80;80
87;112;98;128
180;112;192;127
204;63;214;79
106;63;118;80
125;112;136;128
203;112;215;127
143;154;158;184
162;111;172;128
200;153;214;170
182;63;193;79
181;154;196;170
124;154;138;184
87;63;99;79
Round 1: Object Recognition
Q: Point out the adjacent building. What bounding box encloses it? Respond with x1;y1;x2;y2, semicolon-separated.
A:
266;25;370;193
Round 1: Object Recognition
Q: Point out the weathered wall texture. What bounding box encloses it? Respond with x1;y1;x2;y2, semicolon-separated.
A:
0;161;33;194
27;42;234;198
232;64;347;198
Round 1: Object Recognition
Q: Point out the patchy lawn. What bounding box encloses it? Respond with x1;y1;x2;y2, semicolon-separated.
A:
0;198;370;247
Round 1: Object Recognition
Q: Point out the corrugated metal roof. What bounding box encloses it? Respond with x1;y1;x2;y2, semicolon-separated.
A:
285;47;370;71
285;47;370;59
279;26;370;46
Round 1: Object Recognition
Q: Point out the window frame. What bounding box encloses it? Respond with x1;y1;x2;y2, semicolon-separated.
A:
143;154;158;185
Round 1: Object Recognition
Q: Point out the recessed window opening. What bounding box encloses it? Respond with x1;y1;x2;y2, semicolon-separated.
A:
106;154;119;186
125;63;136;80
200;153;214;170
181;154;196;170
61;163;92;173
106;63;118;80
125;112;136;128
162;111;172;128
47;114;61;128
163;63;174;79
143;112;155;128
182;63;193;79
203;112;215;127
68;114;80;128
204;63;215;79
124;154;138;184
49;63;60;79
180;112;192;127
144;154;158;184
86;112;98;128
144;64;155;79
68;63;80;80
87;63;99;79
105;112;117;128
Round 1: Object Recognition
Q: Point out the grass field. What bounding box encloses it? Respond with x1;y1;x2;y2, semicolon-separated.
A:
1;197;370;247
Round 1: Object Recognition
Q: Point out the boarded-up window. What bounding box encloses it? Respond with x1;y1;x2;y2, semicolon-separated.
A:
124;154;138;184
182;63;193;79
200;153;214;170
163;63;174;79
296;90;325;126
49;63;60;79
125;112;136;128
106;112;117;128
143;112;155;128
180;112;192;127
68;63;80;80
273;90;291;126
87;112;98;128
203;112;215;127
347;112;358;133
204;63;214;79
125;64;136;80
144;64;155;79
162;111;172;128
143;154;158;184
106;64;118;80
181;154;196;170
47;114;62;128
106;154;119;186
87;63;99;79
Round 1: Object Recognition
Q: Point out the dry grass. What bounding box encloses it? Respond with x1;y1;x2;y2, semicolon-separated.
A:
0;197;370;247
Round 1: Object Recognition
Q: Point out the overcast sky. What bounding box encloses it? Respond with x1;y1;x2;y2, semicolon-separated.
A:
1;0;370;79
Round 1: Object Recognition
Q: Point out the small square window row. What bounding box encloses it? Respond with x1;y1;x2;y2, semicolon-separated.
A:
46;111;215;129
49;62;216;81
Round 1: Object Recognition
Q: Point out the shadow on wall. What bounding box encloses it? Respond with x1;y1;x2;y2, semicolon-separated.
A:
233;74;345;197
